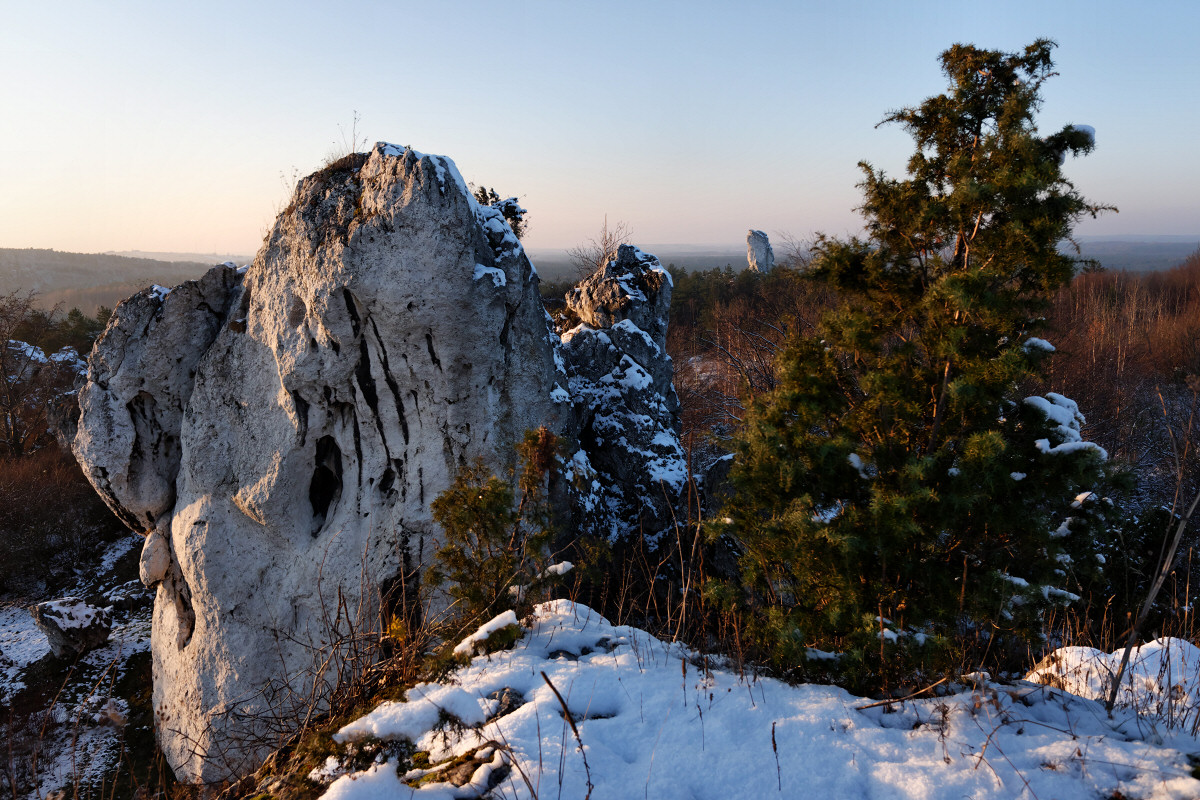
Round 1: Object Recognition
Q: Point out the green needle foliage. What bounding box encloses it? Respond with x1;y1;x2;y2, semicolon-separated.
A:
429;427;562;626
715;40;1123;681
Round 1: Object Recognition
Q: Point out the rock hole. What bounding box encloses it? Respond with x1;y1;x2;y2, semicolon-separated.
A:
356;338;380;414
126;391;178;527
287;296;307;328
228;283;253;333
291;391;310;445
172;572;196;649
499;302;517;347
309;436;343;536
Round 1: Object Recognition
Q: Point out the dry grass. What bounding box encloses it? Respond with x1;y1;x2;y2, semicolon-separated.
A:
0;447;126;599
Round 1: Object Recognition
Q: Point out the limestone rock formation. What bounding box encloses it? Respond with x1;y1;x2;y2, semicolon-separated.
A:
30;598;112;658
74;144;570;782
74;267;245;532
562;245;685;541
746;229;775;272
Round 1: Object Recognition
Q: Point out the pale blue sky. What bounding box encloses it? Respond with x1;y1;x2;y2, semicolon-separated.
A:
1;1;1196;256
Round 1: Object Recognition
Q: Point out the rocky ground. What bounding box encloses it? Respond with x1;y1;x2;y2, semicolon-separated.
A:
0;533;157;799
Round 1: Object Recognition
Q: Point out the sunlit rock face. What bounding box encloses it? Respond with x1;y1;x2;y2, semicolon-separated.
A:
74;143;569;782
746;229;775;272
74;265;244;534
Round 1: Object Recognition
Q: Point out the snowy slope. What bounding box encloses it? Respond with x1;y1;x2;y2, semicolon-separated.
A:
317;602;1200;800
1028;638;1200;723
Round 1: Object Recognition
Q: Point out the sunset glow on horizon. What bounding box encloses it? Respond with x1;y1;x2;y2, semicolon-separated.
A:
1;0;1196;257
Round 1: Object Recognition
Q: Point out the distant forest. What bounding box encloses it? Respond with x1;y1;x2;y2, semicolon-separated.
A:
4;237;1196;315
0;249;214;314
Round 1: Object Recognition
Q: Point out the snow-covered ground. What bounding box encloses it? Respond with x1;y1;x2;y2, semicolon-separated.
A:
316;601;1200;800
0;604;50;702
0;533;152;799
1029;637;1200;727
24;606;152;797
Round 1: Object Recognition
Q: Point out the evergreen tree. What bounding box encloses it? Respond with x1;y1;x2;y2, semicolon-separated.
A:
717;40;1119;677
472;185;529;240
429;428;562;624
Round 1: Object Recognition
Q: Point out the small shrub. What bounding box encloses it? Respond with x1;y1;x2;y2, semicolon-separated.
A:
428;427;565;629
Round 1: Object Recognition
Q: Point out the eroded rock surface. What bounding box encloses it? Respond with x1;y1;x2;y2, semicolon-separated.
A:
74;144;569;782
562;245;685;541
74;144;687;782
74;267;244;532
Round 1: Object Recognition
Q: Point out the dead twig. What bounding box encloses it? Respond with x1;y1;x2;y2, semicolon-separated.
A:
854;677;949;711
540;672;592;800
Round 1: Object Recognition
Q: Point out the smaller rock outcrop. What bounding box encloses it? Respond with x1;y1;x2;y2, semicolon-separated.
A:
73;266;245;533
746;229;775;272
30;598;112;658
563;245;685;541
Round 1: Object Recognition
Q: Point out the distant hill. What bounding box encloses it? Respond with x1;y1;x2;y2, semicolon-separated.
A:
0;249;218;314
3;237;1194;316
531;238;1200;281
104;249;254;264
1075;238;1199;272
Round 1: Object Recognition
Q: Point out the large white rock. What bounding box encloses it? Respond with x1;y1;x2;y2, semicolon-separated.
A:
746;229;775;272
75;144;568;781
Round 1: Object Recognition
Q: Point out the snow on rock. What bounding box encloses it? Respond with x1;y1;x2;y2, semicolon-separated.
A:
567;244;672;343
313;602;1200;800
472;263;506;287
563;245;685;541
746;228;775;272
7;339;47;365
7;339;87;383
30;598;112;658
72;142;570;783
453;610;520;656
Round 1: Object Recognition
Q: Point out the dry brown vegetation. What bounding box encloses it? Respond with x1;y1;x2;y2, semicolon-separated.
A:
663;250;1200;508
656;250;1200;676
0;447;126;598
1040;248;1200;507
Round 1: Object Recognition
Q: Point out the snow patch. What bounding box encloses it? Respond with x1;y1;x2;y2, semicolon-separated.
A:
452;610;520;656
473;263;506;287
320;601;1200;800
1023;337;1055;353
